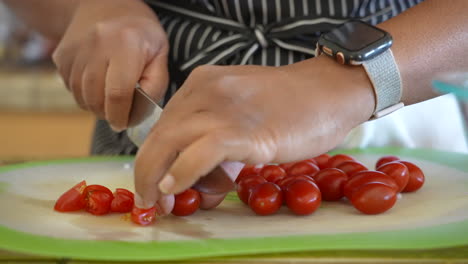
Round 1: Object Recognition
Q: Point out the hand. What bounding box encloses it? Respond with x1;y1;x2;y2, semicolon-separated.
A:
134;55;376;214
52;0;169;131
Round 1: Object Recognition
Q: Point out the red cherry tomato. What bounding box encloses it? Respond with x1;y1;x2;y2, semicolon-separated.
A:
377;162;409;192
314;168;348;201
235;164;262;183
237;175;267;204
83;184;114;199
313;153;331;169
276;175;315;190
260;165;287;183
336;161;368;178
343;170;398;199
399;161;425;192
131;206;156;226
114;188;134;198
86;190;113;215
287;161;320;177
376;155;400;169
302;158;318;165
54;180;87;212
172;189;201;216
279;162;296;171
327;154;355;168
285;179;321;215
111;188;134;213
248;182;283;216
351;183;397;214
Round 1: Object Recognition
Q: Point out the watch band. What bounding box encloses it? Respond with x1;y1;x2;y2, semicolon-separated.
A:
362;49;404;119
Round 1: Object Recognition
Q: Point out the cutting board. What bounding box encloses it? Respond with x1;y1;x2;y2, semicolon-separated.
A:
0;148;467;261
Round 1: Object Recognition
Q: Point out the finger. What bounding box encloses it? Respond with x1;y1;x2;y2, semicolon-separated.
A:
139;51;169;102
52;48;76;91
82;54;108;119
159;129;253;195
104;54;145;131
134;115;221;210
199;192;227;210
68;55;88;110
192;161;243;194
155;194;175;216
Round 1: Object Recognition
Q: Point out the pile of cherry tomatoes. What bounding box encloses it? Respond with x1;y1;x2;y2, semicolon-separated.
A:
236;154;425;216
54;153;424;226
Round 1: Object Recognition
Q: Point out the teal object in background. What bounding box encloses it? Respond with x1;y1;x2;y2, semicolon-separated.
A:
432;72;468;101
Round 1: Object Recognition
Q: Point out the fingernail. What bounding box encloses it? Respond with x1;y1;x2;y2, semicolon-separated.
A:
159;173;175;194
110;124;124;133
134;192;152;209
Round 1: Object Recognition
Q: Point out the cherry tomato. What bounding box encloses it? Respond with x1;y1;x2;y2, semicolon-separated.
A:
287;161;320;177
172;189;201;216
248;182;283;216
54;180;87;212
377;162;409;192
313;153;331;169
279;162;296;171
351;183;397;214
343;170;398;200
376;155;400;169
237;175;267;204
276;175;315;190
399;161;425;192
114;188;134;198
314;168;348;201
336;161;368;178
83;184;114;199
86;190;113;215
302;158;318;165
111;188;134;213
235;164;262;183
327;154;355;168
131;206;156;226
284;179;321;215
260;165;287;183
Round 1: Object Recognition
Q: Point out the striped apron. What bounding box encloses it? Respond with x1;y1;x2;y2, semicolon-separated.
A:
91;0;425;155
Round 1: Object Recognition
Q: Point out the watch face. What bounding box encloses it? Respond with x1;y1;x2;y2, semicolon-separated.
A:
324;21;386;51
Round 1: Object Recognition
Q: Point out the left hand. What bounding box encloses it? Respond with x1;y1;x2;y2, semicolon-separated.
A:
134;56;376;214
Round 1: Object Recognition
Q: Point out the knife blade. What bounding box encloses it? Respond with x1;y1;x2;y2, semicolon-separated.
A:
127;85;241;195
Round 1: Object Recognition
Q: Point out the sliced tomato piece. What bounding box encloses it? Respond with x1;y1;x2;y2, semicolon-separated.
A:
111;189;134;213
85;190;113;215
54;180;87;212
131;206;157;226
83;184;113;198
115;188;134;199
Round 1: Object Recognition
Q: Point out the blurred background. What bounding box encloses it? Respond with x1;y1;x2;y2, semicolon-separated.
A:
0;3;95;164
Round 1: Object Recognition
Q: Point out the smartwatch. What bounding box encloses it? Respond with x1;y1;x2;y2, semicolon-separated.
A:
316;20;404;119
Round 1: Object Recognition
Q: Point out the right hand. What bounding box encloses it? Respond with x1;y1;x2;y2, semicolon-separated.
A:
52;0;169;131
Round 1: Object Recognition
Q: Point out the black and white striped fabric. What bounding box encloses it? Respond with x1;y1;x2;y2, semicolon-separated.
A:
91;0;424;155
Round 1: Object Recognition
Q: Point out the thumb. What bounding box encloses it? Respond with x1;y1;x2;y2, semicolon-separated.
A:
139;51;169;102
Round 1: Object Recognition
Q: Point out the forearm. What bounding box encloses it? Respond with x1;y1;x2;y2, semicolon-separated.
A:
2;0;79;41
380;0;468;105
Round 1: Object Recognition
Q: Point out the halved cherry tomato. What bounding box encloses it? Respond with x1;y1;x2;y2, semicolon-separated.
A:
336;161;368;178
376;155;400;169
327;154;355;168
172;189;201;216
284;179;321;215
287;161;319;177
111;188;134;213
248;182;283;216
377;162;409;192
86;190;113;215
351;183;397;214
399;161;425;192
131;206;156;226
83;184;113;199
54;180;87;212
314;168;348;201
235;164;263;183
237;176;267;204
276;174;315;190
313;154;331;169
260;165;287;183
343;170;398;199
